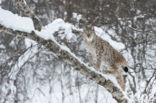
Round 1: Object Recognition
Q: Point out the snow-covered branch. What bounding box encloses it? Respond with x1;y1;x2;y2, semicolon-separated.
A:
0;8;128;103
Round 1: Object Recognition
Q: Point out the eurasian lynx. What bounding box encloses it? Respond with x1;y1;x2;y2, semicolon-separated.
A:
82;26;128;91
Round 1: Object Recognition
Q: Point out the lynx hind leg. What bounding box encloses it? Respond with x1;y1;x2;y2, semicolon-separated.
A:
116;74;126;91
88;53;94;67
102;66;126;91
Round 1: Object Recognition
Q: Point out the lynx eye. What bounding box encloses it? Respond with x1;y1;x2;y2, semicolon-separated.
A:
123;67;128;72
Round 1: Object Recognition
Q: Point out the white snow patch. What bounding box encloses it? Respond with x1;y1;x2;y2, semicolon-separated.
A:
72;13;82;21
25;38;37;48
0;44;5;49
0;7;34;33
36;18;76;41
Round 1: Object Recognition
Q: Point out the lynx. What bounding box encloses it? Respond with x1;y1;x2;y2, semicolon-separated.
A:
82;26;128;91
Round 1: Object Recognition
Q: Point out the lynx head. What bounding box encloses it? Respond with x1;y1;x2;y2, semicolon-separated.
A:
83;26;95;42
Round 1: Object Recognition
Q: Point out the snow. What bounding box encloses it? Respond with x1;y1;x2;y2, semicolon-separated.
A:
0;44;5;49
25;79;118;103
35;18;76;41
8;46;39;80
25;38;37;48
72;13;82;21
0;7;34;33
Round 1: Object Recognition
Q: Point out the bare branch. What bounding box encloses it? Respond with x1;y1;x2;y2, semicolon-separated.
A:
17;0;42;31
128;26;153;33
0;24;127;103
144;66;156;93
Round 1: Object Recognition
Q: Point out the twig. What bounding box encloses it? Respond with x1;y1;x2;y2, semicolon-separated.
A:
128;26;153;33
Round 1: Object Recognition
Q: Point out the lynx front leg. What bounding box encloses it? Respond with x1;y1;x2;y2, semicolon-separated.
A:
88;53;94;67
96;52;102;71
